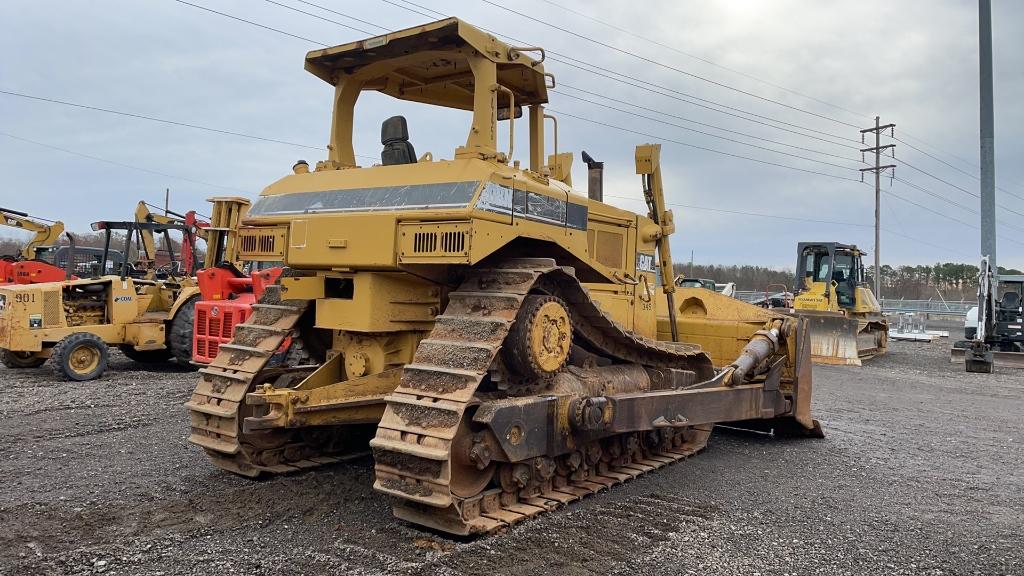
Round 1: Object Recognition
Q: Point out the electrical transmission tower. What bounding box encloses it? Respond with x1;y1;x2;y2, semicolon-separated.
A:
860;116;896;298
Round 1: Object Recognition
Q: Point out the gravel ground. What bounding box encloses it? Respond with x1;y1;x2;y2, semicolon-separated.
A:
1;322;1021;576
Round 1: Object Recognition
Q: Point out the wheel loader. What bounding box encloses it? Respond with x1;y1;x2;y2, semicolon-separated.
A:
185;17;822;536
791;242;888;365
0;218;201;378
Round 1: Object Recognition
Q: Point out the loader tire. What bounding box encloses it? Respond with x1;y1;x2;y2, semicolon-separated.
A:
118;345;173;364
1;349;47;369
168;295;199;368
52;333;109;381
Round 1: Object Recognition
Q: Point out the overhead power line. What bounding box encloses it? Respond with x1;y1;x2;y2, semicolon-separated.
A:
0;88;379;162
377;0;862;148
478;0;862;130
261;0;375;35
0;89;322;151
0;131;250;194
900;158;1024;219
895;136;1024;203
560;83;862;160
175;0;863;172
166;0;1009;256
605;192;973;256
171;0;326;45
549;108;861;181
537;0;872;123
558;91;862;170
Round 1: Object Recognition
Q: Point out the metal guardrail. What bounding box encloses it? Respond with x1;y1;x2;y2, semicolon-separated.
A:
879;298;973;315
735;291;973;316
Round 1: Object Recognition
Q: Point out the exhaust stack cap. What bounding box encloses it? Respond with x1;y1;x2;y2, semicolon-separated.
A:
581;150;603;202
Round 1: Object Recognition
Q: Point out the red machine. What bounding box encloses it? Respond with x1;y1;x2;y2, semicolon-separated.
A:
9;260;74;284
192;264;283;364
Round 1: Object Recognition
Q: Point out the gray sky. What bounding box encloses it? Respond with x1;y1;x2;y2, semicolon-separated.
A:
1;0;1022;270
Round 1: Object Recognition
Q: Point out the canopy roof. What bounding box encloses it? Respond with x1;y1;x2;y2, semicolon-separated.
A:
305;17;549;111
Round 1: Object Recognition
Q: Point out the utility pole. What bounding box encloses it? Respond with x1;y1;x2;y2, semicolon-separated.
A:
860;117;896;298
979;0;996;273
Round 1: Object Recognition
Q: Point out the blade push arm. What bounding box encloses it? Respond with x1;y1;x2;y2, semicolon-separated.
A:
634;144;679;341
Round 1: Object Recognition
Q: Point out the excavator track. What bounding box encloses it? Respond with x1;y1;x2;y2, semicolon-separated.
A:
185;285;366;476
371;258;717;535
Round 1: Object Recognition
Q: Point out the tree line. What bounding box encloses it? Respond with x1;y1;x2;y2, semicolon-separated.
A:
673;261;1022;300
4;232;1018;301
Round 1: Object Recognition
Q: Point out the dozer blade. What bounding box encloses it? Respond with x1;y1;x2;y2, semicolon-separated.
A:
950;347;1024;370
798;313;863;366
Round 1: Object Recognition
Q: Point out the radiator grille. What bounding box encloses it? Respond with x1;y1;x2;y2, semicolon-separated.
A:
440;231;465;254
398;222;471;262
43;291;60;327
238;227;286;258
413;232;438;254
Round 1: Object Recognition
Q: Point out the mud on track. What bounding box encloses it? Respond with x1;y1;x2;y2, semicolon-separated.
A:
1;329;1021;575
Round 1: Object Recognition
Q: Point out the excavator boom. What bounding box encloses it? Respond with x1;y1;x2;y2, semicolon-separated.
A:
1;206;65;260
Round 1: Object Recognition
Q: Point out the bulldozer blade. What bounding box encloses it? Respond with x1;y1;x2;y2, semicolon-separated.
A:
950;347;1024;370
800;314;862;366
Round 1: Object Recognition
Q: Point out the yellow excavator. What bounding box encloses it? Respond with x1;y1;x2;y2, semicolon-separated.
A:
791;242;887;365
185;17;822;536
1;207;66;284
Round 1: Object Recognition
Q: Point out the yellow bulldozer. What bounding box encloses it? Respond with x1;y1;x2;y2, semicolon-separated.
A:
791;242;888;365
185;17;822;536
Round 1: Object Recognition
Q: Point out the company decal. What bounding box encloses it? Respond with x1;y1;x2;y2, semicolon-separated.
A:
114;295;133;303
636;253;656;273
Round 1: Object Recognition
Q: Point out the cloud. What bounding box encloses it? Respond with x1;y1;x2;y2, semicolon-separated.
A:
0;0;1020;269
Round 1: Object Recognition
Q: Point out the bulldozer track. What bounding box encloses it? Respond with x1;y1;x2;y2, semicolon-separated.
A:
371;258;716;535
185;285;365;476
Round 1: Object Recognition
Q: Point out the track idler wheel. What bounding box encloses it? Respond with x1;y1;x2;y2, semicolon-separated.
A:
503;295;572;381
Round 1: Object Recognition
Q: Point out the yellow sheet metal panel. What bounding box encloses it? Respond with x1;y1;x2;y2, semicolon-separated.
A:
314;272;439;332
279;275;327;301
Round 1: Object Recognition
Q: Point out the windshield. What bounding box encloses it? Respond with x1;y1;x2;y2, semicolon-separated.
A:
250;181;480;216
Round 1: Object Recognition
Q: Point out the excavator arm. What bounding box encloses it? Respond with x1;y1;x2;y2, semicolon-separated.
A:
0;207;65;260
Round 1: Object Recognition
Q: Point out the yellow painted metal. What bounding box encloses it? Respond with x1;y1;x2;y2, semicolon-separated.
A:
0;208;64;260
313;273;440;333
791;243;887;365
202;197;252;269
527;299;571;372
221;17;818;444
657;288;779;368
247;362;398;429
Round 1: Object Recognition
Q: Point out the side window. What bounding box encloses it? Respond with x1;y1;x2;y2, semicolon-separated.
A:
814;255;830;282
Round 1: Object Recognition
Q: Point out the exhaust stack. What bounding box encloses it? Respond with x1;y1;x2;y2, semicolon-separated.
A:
581;150;603;202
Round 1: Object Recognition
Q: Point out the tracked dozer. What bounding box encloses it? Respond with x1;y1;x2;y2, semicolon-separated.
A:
791;242;887;365
185;17;822;535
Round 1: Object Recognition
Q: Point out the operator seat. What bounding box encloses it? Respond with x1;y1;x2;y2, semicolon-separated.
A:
380;116;417;166
1002;291;1021;310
